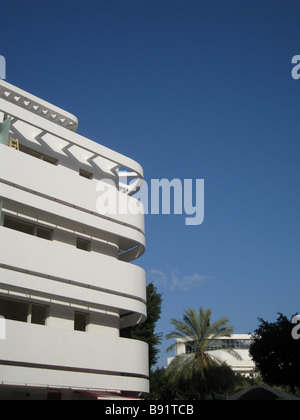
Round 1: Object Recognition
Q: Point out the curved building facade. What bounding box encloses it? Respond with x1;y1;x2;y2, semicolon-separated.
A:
0;80;148;400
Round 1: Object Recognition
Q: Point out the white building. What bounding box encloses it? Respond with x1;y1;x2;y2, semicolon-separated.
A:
0;80;148;400
168;334;256;377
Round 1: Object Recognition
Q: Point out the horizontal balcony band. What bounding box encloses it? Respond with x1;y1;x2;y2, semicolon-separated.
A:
0;320;149;378
0;182;145;260
0;227;146;304
0;266;147;326
0;366;149;394
0;360;148;380
0;144;145;235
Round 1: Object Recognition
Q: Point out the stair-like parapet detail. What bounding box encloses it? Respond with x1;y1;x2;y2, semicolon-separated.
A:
0;80;78;131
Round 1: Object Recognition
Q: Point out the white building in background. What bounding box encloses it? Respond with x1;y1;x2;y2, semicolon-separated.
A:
167;334;256;376
0;80;148;400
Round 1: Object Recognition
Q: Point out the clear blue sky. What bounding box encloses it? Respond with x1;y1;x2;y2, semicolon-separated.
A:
2;0;299;368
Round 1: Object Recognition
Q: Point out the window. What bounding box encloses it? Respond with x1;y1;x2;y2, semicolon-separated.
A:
76;237;91;251
0;297;48;326
19;144;58;165
36;226;53;240
186;339;253;353
42;154;59;165
31;304;47;325
79;169;93;180
74;312;88;332
4;216;35;235
3;216;53;241
19;144;40;159
0;297;28;322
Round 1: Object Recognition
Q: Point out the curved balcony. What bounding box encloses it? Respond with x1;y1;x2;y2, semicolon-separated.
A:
0;320;149;393
0;227;147;324
0;144;145;259
0;94;144;186
0;144;144;232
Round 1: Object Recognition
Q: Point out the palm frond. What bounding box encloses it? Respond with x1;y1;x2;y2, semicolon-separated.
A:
183;308;200;337
165;307;241;399
199;307;212;338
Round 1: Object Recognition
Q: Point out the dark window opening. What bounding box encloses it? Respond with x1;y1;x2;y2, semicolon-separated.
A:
74;312;88;332
3;215;53;241
0;297;48;325
76;237;91;251
0;297;28;322
42;154;59;165
31;304;47;325
19;144;58;166
36;226;53;240
79;169;93;180
4;216;35;235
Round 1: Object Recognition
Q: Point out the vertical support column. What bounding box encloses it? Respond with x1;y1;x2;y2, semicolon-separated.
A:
27;303;32;324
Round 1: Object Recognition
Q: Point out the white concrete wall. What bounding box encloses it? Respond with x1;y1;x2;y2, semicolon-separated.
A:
0;320;149;393
0;80;149;396
0;227;146;308
0;150;145;258
0;144;145;235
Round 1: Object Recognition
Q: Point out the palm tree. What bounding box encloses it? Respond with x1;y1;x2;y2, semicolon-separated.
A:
166;307;241;399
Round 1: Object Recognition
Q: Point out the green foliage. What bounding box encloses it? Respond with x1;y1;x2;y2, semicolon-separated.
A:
122;282;163;369
166;356;236;399
149;363;238;400
166;307;241;364
250;313;300;391
165;307;241;399
147;368;173;400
